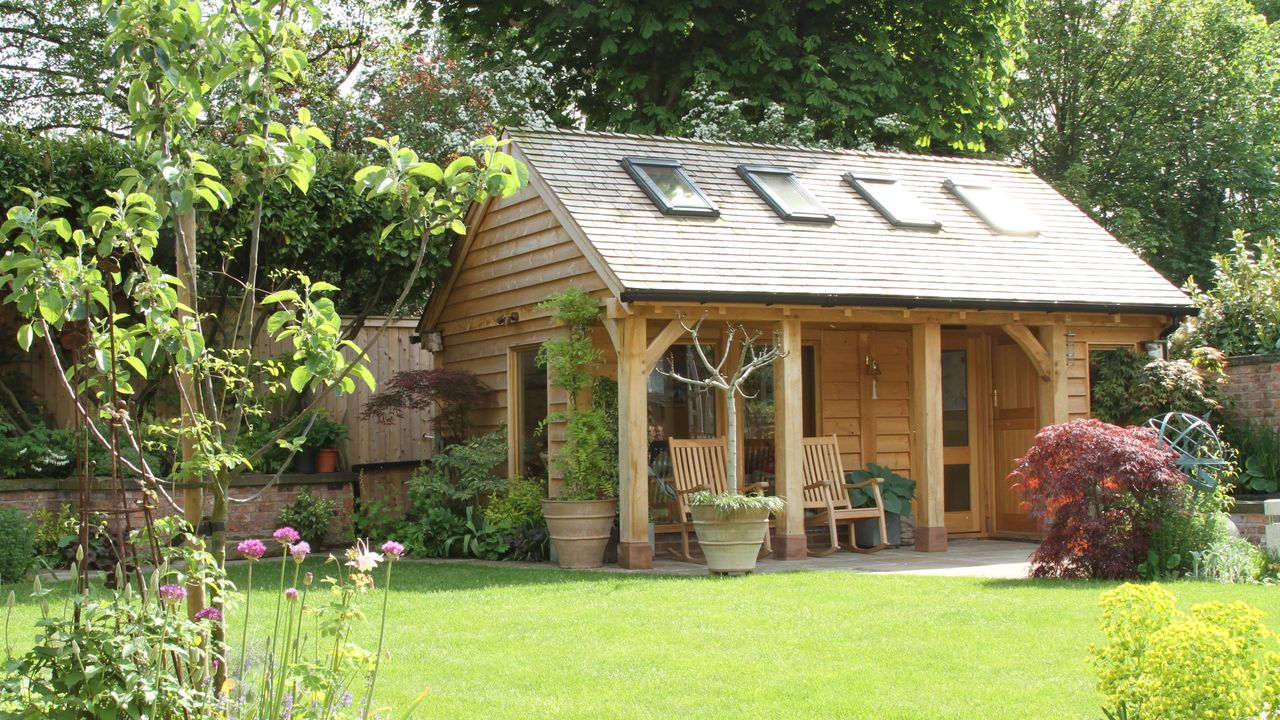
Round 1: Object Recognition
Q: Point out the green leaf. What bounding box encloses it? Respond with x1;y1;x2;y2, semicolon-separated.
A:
262;289;300;305
310;281;339;292
450;219;467;235
289;365;311;392
124;356;148;379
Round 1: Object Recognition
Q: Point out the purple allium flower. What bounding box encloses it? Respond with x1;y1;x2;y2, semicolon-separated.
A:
159;584;187;604
289;541;310;562
273;527;300;545
285;587;299;603
303;571;313;586
195;606;223;622
237;538;267;560
381;540;405;559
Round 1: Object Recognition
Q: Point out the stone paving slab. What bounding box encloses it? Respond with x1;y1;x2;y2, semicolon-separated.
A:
595;539;1037;579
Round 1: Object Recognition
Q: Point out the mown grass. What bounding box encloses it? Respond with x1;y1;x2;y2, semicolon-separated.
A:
3;562;1279;719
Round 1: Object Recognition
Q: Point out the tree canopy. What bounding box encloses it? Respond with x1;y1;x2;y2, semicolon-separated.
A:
433;0;1029;151
1003;0;1280;284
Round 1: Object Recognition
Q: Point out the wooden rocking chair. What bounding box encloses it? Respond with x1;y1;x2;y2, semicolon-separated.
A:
667;438;773;563
802;435;889;556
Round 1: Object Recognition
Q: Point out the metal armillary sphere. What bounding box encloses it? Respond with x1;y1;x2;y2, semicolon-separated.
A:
1147;412;1227;491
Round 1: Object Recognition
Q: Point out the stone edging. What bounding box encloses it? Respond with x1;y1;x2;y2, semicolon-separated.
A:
1226;354;1280;367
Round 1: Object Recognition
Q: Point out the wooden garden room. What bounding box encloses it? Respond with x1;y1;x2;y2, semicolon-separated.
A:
416;127;1192;569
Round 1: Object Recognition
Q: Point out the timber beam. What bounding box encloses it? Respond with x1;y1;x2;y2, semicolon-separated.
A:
1002;323;1052;381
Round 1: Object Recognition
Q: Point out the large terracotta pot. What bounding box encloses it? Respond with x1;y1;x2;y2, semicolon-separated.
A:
542;499;618;569
691;504;771;575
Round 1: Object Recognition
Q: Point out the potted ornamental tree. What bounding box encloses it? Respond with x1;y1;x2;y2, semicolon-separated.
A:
663;314;786;574
538;288;618;568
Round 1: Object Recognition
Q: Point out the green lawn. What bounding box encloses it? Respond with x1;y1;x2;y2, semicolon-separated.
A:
4;562;1279;719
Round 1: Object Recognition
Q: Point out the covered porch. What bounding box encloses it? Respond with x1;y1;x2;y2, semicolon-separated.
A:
603;299;1166;570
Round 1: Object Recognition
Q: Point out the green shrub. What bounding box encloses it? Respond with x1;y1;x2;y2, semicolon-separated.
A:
31;503;76;568
352;496;398;541
408;428;508;512
1176;230;1280;356
1139;486;1230;579
1088;347;1225;427
415;506;469;557
276;487;336;546
1092;583;1280;719
483;475;546;526
0;422;74;479
1190;535;1267;584
1220;418;1280;495
0;507;33;583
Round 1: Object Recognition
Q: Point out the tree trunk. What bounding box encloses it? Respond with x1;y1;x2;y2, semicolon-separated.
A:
724;388;739;494
176;209;206;619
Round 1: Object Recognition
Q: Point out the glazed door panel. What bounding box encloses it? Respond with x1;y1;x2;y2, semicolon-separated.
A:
942;335;980;533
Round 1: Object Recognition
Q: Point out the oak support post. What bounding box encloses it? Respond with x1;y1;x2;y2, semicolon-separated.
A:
773;318;807;560
616;315;652;569
909;322;946;552
1036;324;1070;428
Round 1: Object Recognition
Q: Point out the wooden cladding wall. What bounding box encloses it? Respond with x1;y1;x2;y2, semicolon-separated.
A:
817;328;912;477
1;305;430;468
432;185;608;477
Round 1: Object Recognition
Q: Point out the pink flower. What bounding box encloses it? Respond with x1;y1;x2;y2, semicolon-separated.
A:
237;539;267;560
195;606;223;622
273;527;301;545
290;541;311;563
345;539;382;573
381;541;405;559
159;584;187;604
285;587;299;602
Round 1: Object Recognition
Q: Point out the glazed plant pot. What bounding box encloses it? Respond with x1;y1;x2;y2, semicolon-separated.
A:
691;504;771;574
315;448;339;473
854;512;904;548
542;499;618;569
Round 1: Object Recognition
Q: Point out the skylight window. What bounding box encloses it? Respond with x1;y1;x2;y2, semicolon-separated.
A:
736;165;833;223
944;178;1039;236
845;174;941;230
620;157;719;217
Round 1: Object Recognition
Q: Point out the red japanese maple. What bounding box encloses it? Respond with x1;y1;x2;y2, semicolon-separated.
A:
1009;418;1187;579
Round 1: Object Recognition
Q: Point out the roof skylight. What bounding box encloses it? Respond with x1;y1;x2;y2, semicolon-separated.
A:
944;178;1039;236
620;157;719;217
736;165;833;223
845;174;941;230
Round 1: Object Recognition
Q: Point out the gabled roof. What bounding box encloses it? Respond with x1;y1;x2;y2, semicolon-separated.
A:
503;128;1191;315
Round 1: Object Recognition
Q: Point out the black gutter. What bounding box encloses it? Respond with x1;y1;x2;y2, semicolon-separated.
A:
618;288;1196;319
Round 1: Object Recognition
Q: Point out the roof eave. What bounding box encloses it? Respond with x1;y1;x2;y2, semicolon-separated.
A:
616;288;1196;318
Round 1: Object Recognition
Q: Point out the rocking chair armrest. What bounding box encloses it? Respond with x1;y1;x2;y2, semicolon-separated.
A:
844;478;884;490
743;481;769;494
676;484;711;495
803;479;831;490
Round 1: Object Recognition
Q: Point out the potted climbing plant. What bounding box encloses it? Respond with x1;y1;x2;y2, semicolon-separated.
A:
538;288;618;568
848;463;916;547
663;314;786;574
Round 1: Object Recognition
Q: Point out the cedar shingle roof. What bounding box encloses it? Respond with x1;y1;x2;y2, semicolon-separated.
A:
509;128;1192;314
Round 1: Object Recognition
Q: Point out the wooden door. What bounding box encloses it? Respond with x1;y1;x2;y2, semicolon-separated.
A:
942;334;980;533
990;336;1040;535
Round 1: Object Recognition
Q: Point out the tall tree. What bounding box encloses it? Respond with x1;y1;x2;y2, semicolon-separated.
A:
1003;0;1280;284
433;0;1028;151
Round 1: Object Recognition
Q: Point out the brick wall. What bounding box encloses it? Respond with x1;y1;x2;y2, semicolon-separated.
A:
0;474;356;553
1223;354;1280;431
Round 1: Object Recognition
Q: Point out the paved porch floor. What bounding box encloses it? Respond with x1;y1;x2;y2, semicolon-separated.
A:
604;539;1038;578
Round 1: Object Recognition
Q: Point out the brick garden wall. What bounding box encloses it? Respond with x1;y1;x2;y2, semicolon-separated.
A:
1223;354;1280;431
0;474;356;554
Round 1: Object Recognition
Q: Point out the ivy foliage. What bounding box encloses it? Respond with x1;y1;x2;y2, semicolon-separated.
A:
434;0;1028;151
